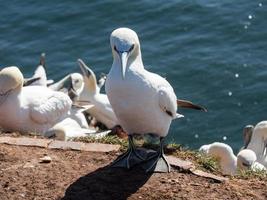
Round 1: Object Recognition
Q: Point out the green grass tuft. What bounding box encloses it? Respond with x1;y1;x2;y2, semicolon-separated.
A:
71;135;128;151
235;169;267;180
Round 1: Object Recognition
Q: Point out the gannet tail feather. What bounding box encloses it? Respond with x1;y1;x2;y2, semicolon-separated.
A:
177;99;207;112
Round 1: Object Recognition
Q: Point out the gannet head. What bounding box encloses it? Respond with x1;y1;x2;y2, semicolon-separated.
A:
110;27;141;79
243;125;254;149
68;73;84;100
0;66;24;105
77;59;97;95
237;149;257;170
199;144;211;154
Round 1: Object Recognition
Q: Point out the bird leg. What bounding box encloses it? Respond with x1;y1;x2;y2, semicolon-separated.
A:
111;134;145;169
141;137;170;173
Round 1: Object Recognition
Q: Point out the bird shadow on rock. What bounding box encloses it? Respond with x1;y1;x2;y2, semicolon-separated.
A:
62;164;153;200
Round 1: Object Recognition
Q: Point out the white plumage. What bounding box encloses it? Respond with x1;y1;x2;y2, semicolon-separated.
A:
0;66;71;135
247;121;267;167
104;27;207;172
77;59;119;129
0;66;99;140
105;27;180;138
25;53;54;87
199;142;266;175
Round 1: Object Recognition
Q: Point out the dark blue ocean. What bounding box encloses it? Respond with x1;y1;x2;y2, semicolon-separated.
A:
0;1;266;152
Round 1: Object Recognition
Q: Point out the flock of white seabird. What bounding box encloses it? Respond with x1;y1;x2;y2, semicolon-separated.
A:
0;27;266;174
199;122;267;175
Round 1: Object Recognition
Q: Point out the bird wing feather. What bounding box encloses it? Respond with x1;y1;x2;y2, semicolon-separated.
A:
29;92;72;124
158;86;177;118
147;72;177;118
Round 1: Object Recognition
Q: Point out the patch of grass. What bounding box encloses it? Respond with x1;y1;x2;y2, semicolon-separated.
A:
235;169;267;180
196;153;220;173
71;135;238;176
167;146;220;173
71;135;128;151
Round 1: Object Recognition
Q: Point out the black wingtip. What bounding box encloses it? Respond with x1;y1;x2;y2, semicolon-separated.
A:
177;99;208;112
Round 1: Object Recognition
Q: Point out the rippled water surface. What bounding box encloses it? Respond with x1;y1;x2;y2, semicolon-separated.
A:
0;1;266;151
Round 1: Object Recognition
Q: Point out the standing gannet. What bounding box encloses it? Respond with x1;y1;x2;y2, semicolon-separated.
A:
199;142;266;175
0;66;72;134
77;59;119;129
247;121;267;167
105;27;206;172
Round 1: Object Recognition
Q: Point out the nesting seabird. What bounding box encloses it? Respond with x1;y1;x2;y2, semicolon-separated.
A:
241;124;254;150
247;121;267;167
0;66;72;134
199;142;266;175
77;59;119;129
237;149;266;172
105;27;206;172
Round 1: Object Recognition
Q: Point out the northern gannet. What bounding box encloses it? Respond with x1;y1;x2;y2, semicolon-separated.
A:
77;59;119;129
247;121;267;167
46;117;110;141
237;149;266;172
105;27;206;172
199;142;266;175
48;73;84;101
0;66;72;134
0;66;97;139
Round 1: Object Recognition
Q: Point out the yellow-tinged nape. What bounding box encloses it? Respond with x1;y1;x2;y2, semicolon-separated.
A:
0;66;24;94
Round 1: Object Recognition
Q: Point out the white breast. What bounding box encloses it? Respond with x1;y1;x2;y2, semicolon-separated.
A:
106;66;173;137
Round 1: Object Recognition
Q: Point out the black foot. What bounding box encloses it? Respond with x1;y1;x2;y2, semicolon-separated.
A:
111;135;145;169
141;152;170;173
141;137;170;173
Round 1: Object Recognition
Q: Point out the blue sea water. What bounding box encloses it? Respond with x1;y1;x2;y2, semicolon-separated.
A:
0;1;266;152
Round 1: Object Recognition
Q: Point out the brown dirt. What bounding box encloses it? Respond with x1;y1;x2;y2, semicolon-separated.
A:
0;143;266;200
